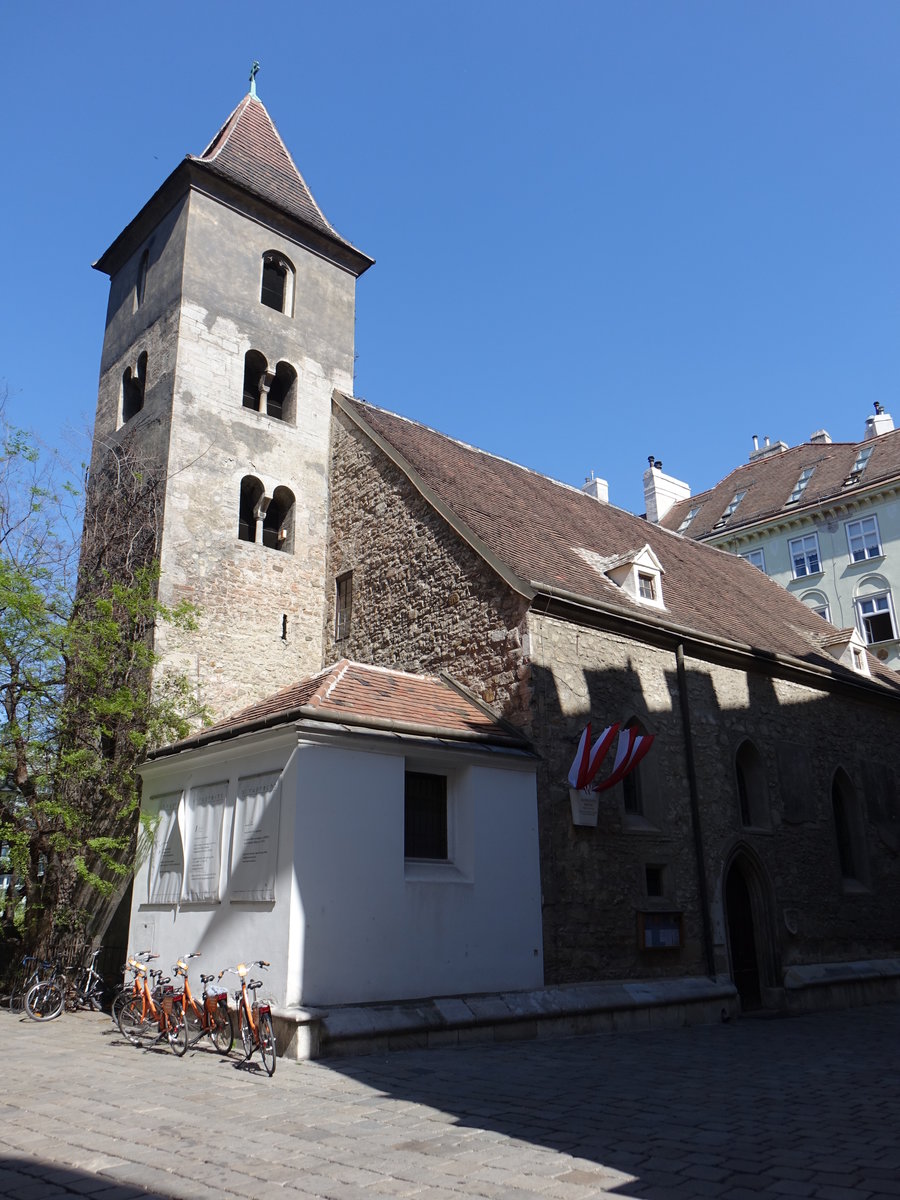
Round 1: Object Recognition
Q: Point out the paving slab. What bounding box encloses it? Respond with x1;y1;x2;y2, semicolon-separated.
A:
0;1003;898;1198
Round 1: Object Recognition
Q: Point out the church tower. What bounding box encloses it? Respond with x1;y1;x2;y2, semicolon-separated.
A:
89;86;373;719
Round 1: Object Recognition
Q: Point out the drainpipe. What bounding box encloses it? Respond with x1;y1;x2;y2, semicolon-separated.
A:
676;641;716;978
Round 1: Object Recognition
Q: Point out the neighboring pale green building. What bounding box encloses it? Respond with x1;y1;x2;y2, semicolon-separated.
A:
655;406;900;672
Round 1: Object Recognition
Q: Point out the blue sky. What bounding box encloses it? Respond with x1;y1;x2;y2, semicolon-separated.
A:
2;1;899;514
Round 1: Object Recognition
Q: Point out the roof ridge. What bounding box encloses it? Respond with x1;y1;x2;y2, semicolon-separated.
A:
244;96;341;239
343;395;649;517
197;95;251;162
307;658;350;708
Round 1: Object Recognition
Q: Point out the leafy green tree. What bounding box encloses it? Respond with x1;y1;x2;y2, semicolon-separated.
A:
0;402;202;958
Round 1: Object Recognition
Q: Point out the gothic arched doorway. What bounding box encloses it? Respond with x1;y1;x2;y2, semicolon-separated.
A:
724;854;771;1012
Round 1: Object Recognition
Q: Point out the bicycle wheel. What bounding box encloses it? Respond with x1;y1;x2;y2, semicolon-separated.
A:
7;968;27;1013
239;1005;253;1059
167;1004;189;1057
25;980;64;1021
183;1000;204;1043
258;1012;276;1076
117;995;151;1045
211;1001;234;1055
110;986;134;1027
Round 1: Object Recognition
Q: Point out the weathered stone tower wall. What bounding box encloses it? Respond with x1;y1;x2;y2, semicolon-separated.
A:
90;98;370;720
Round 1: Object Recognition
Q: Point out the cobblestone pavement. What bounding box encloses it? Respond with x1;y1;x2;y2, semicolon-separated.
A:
1;1002;899;1200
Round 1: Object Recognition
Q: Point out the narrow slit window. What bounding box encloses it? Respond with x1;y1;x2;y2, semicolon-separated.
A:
335;572;352;641
134;249;149;311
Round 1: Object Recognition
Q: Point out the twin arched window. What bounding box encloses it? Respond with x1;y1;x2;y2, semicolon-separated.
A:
238;476;295;553
242;351;297;424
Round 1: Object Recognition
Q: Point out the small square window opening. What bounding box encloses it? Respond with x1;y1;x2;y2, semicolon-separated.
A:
645;865;665;897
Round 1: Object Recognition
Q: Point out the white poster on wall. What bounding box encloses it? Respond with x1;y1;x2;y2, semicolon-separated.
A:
149;793;183;905
230;772;282;902
184;782;228;903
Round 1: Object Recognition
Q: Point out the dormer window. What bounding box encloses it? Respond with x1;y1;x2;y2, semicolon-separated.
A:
844;445;873;487
821;627;871;676
603;545;666;610
260;252;295;315
638;573;657;602
713;490;747;528
677;505;701;533
786;467;815;504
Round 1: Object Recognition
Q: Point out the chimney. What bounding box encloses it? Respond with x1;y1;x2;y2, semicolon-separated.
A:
748;433;789;462
581;472;609;503
864;401;894;440
809;430;832;444
643;456;690;523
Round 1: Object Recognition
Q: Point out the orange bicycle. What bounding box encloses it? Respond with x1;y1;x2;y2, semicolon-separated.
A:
117;960;188;1056
174;953;233;1054
110;951;155;1029
219;960;276;1075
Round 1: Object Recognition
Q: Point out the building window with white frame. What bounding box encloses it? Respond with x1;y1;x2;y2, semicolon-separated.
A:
789;533;821;578
638;572;657;601
856;592;897;644
740;548;766;573
786;467;815;504
845;515;882;563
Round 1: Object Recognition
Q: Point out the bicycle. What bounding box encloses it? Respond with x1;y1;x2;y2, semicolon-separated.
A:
7;956;54;1013
110;952;156;1028
24;947;106;1021
219;960;276;1075
116;962;188;1055
175;953;233;1054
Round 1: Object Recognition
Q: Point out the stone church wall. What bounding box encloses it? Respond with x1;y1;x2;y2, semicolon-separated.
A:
328;412;900;989
325;409;532;721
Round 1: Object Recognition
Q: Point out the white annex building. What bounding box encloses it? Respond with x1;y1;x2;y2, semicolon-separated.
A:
128;661;542;1055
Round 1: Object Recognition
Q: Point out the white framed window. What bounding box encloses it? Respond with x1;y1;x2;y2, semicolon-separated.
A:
801;591;830;622
740;548;766;572
845;515;882;563
714;490;747;527
786;467;815;504
844;445;873;486
677;505;701;533
856;592;897;644
789;533;821;578
638;572;657;601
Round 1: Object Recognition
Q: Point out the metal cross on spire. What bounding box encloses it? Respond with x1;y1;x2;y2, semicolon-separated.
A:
249;61;260;98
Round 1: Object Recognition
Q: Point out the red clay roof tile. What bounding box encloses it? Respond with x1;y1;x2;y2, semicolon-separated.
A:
165;661;525;753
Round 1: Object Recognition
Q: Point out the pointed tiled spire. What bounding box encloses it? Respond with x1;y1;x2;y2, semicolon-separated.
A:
190;94;368;264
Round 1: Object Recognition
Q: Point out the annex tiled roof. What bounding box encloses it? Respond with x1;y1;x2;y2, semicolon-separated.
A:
157;660;528;756
660;428;900;540
189;95;370;266
336;395;900;688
